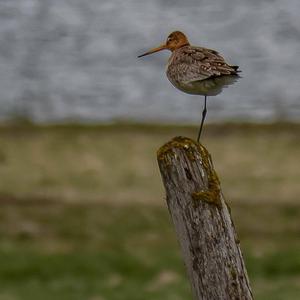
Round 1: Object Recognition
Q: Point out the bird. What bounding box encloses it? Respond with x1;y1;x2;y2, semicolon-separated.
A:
138;31;240;142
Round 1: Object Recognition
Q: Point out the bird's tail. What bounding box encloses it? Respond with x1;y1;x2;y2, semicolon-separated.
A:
231;65;241;73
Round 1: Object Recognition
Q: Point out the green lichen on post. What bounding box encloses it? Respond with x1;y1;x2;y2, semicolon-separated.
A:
193;153;222;208
190;141;222;207
157;136;222;207
157;136;197;160
192;168;221;208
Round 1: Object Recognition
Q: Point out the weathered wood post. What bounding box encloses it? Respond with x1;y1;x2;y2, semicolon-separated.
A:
157;136;253;300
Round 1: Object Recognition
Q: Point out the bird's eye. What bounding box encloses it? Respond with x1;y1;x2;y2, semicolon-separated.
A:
167;37;172;42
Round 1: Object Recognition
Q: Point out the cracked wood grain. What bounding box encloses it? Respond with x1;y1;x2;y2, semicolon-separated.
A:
157;136;253;300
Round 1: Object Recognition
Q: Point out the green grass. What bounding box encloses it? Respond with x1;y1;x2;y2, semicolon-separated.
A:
0;123;299;299
0;201;299;300
0;202;189;300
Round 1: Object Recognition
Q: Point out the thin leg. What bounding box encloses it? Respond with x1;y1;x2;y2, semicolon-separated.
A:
197;95;207;143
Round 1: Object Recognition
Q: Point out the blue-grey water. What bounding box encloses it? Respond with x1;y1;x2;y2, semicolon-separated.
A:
0;0;299;123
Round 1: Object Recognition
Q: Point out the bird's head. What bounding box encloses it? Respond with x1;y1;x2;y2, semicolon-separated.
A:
138;31;190;58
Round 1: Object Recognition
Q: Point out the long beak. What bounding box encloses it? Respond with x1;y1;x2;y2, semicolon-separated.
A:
138;44;167;58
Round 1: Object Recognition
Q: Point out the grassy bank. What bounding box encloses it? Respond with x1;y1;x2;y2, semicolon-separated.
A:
0;122;299;204
0;201;299;300
0;123;299;299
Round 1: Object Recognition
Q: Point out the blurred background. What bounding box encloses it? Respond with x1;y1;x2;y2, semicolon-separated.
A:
0;0;299;299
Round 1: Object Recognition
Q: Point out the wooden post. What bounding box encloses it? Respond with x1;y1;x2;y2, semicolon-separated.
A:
157;136;253;300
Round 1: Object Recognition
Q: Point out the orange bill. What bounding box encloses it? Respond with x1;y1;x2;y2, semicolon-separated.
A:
138;44;167;58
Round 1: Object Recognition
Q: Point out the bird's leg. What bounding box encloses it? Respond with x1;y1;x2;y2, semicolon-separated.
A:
197;95;207;143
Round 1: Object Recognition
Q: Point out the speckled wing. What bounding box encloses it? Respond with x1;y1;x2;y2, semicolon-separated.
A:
167;46;239;84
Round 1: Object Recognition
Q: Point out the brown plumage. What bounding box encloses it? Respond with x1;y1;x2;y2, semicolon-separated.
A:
138;31;240;141
166;45;239;96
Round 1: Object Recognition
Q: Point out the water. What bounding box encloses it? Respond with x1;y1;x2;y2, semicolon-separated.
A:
0;0;299;123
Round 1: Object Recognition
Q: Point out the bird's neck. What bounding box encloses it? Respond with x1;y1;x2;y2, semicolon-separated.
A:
172;42;190;51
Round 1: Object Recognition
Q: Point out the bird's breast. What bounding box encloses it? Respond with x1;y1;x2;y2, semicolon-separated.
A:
166;64;239;96
165;63;210;96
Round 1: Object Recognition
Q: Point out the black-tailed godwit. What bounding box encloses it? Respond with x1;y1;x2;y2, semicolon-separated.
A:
138;31;240;141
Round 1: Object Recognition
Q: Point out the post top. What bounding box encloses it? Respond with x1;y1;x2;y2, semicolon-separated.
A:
157;136;221;207
157;136;208;162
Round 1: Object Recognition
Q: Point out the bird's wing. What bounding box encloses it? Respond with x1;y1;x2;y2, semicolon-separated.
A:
170;46;239;83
